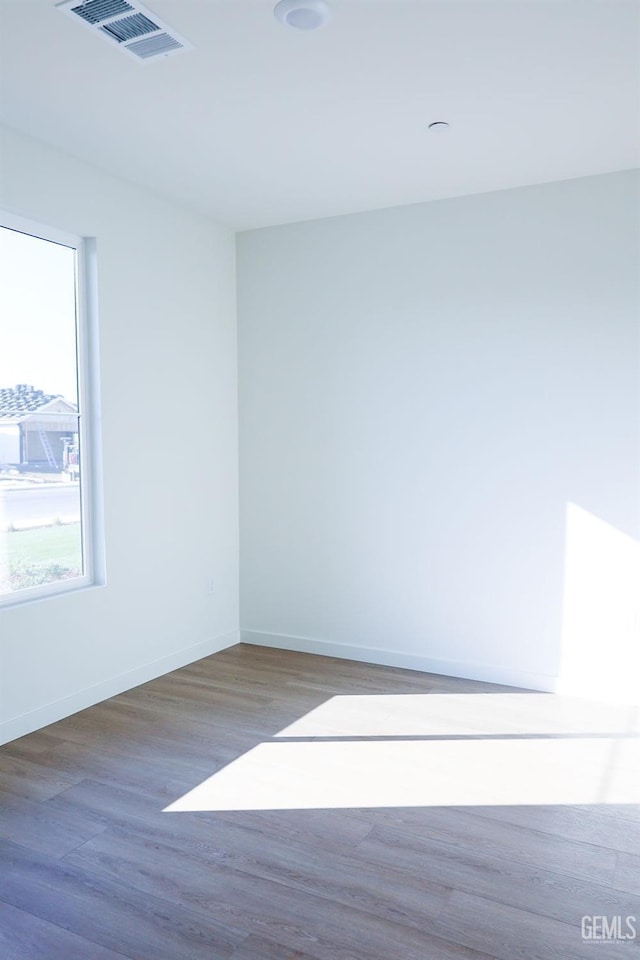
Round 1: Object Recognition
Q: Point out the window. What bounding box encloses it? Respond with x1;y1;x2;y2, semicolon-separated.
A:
0;212;102;605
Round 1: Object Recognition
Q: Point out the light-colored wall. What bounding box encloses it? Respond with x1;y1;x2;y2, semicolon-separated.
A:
0;126;239;743
238;171;640;691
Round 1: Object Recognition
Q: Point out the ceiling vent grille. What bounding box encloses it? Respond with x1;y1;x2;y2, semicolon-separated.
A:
71;0;133;24
56;0;193;62
100;12;159;42
125;32;183;58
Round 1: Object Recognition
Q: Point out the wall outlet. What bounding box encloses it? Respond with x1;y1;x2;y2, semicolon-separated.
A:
207;577;215;595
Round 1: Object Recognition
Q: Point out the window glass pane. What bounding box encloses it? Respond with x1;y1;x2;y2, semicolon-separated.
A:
0;225;84;596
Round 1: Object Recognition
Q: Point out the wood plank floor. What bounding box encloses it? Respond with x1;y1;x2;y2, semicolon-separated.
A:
1;643;638;960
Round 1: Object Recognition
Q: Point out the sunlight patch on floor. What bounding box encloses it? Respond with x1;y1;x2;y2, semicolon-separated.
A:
273;693;640;739
165;733;640;812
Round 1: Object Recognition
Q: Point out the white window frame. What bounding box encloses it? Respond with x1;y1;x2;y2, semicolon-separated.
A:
0;209;105;607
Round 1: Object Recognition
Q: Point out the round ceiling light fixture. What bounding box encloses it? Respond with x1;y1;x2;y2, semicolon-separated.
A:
274;0;332;30
428;121;450;132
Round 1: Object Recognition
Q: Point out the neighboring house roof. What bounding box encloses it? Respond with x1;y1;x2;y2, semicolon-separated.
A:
0;385;77;421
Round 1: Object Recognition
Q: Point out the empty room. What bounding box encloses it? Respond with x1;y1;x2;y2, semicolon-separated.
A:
0;1;639;958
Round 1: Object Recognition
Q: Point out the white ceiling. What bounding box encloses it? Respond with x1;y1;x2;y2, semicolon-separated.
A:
0;0;638;230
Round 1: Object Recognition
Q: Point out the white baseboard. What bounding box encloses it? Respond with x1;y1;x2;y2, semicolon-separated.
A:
0;629;240;746
241;630;556;693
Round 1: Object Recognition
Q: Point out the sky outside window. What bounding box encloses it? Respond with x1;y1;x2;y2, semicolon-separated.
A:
0;226;78;404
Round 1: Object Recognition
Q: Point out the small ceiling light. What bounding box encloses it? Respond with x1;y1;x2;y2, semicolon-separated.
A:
274;0;332;30
428;121;450;131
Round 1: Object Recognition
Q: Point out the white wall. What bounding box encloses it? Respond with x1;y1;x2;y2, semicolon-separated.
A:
238;171;640;691
0;126;239;743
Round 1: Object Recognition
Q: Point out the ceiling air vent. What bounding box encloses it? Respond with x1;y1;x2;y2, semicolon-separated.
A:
56;0;193;62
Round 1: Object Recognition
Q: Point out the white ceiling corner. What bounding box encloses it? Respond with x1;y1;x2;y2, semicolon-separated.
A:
0;0;638;229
